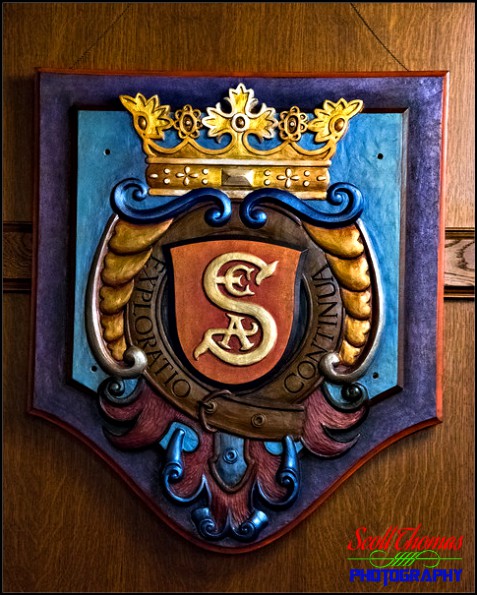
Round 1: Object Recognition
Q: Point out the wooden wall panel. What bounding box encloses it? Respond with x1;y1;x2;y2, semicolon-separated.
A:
3;3;474;592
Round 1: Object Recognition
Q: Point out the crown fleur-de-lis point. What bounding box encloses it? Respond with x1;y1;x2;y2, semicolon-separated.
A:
203;83;277;141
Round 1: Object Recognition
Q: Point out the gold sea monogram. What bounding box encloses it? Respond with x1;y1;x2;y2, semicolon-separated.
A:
194;252;279;366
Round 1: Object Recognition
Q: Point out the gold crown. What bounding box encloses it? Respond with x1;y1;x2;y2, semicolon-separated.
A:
120;84;363;199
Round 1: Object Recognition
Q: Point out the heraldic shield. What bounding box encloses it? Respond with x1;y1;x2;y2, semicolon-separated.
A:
31;73;446;553
170;239;303;385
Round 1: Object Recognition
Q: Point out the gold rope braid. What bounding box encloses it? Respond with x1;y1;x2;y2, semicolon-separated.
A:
303;223;373;367
98;219;172;361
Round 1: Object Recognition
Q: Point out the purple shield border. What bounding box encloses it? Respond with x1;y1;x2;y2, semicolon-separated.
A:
30;70;446;552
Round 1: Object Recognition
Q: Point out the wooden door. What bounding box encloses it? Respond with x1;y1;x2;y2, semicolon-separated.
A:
3;4;474;592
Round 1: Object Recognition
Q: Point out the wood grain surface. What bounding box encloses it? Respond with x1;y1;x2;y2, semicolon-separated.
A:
444;228;475;298
3;3;475;592
3;223;33;292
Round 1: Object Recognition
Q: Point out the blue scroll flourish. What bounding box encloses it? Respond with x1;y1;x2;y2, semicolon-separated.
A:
161;428;207;504
159;425;297;542
111;179;363;230
229;510;269;542
99;376;142;406
255;435;301;510
110;178;232;227
161;427;271;542
191;507;231;541
239;183;364;229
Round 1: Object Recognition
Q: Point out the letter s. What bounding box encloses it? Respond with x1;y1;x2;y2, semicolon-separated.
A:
347;526;367;551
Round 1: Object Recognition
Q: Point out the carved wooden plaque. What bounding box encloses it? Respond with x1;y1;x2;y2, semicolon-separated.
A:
31;71;446;552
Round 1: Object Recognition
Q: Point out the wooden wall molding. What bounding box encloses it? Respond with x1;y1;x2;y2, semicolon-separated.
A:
3;222;33;293
444;228;475;299
3;222;475;298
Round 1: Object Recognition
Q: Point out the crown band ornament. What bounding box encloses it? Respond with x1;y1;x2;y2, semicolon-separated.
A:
120;84;363;199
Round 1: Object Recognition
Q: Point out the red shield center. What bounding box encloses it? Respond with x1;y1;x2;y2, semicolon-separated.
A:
170;239;302;385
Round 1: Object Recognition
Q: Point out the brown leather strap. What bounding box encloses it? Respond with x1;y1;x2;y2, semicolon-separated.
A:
198;391;305;440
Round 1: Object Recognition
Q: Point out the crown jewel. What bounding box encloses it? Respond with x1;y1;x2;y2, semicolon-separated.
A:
120;84;363;199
